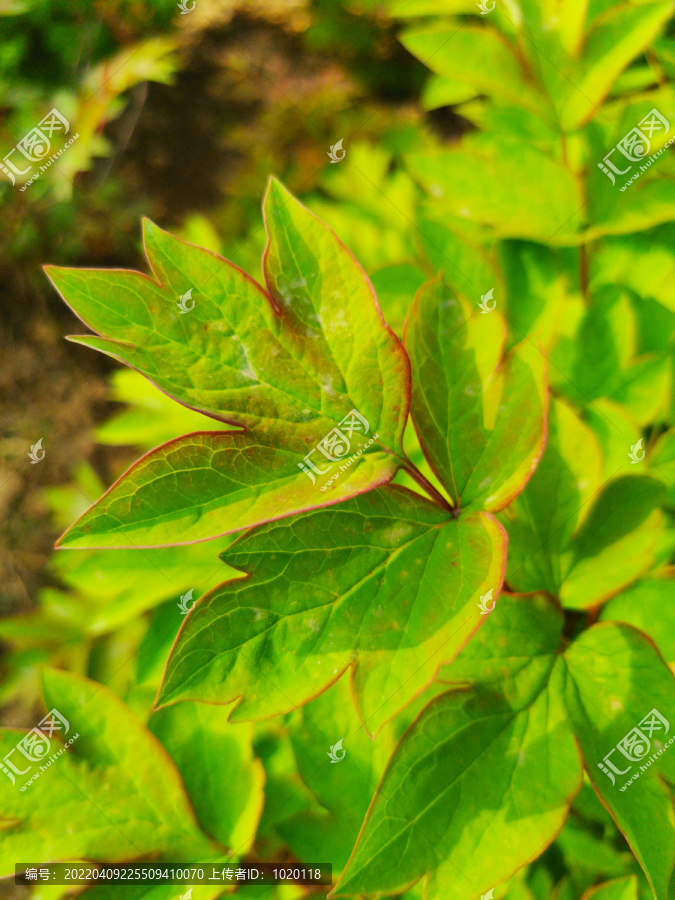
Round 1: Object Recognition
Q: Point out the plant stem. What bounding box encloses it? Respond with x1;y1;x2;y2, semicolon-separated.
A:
402;459;455;513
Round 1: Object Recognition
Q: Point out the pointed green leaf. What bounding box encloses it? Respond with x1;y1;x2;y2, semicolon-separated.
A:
600;577;675;665
262;177;410;453
416;212;498;304
502;399;665;607
149;703;265;853
499;399;603;597
96;368;231;450
56;430;397;548
555;2;674;130
277;677;397;872
564;623;675;900
0;669;220;873
405;276;547;511
400;26;545;115
156;485;506;735
560;475;665;608
47;181;410;547
581;877;639;900
335;594;582;899
406;142;583;244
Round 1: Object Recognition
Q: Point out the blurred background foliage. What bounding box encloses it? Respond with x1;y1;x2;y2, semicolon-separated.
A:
0;0;674;897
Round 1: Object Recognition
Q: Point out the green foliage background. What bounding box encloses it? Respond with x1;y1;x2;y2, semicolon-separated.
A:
1;1;674;899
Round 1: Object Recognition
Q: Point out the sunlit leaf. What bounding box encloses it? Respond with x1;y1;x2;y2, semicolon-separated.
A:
404;276;547;510
336;594;581;900
156;486;506;735
564;623;675;900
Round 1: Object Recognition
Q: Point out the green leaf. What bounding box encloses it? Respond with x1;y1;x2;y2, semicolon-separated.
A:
499;399;602;596
501;401;665;607
406;140;583;243
262;177;410;452
335;594;582;899
599;576;675;665
0;669;220;873
56;430;398;549
551;287;671;425
48;179;410;547
416;211;498;303
276;677;397;872
553;2;675;131
554;818;635;880
651;430;675;508
156;485;506;735
369;264;427;339
51;539;237;634
421;73;478;111
81;884;224;900
96;368;230;450
404;276;547;510
582;399;642;483
149;703;265;853
564;623;675;900
560;475;665;608
498;241;576;349
581;877;639;900
400;26;545;115
590;225;675;314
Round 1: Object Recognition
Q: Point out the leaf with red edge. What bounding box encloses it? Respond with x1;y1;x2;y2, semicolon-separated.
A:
404;275;547;511
155;485;506;736
47;178;409;547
